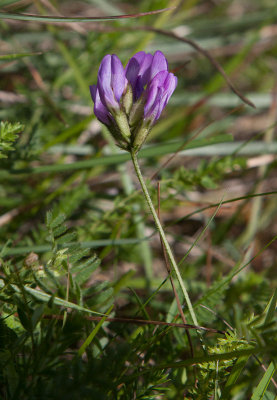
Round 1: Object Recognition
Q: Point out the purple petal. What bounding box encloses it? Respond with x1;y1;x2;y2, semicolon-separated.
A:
91;85;111;125
164;73;178;96
144;83;159;117
150;70;168;86
144;70;168;116
144;70;177;122
125;57;140;94
144;87;163;120
125;52;146;100
138;53;153;86
149;51;168;81
125;51;154;100
146;88;162;122
156;74;178;118
97;55;118;109
90;85;97;102
154;75;177;120
125;52;145;79
111;54;127;102
154;93;169;121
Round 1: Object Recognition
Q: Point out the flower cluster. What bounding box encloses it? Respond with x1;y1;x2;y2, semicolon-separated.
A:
90;51;177;152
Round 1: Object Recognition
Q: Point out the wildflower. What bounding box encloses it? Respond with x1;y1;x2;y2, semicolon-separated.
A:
90;51;177;152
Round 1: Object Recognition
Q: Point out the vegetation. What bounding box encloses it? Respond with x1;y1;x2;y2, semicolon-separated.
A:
0;0;276;398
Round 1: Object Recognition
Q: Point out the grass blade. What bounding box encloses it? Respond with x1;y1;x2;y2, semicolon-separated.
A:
78;305;113;356
0;8;173;23
0;52;42;60
251;362;277;400
222;356;250;397
0;279;105;316
4;135;233;176
1;238;148;256
264;289;277;326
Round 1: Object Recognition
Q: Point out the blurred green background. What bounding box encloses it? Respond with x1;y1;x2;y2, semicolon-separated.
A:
0;1;277;399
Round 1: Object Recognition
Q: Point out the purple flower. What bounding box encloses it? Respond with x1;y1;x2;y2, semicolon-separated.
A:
90;50;177;151
90;54;127;124
144;70;177;122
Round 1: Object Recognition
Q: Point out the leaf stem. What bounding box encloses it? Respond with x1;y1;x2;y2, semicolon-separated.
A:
130;150;198;326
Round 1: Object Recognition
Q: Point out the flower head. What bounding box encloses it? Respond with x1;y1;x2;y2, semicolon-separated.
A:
90;50;177;152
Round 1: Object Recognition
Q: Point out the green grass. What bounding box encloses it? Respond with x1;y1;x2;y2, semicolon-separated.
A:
0;0;277;399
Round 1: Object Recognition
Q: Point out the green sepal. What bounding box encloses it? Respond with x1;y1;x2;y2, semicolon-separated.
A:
132;125;151;153
129;95;145;127
122;84;133;116
114;112;131;141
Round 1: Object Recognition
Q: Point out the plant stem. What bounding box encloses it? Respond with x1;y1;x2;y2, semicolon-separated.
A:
131;150;199;327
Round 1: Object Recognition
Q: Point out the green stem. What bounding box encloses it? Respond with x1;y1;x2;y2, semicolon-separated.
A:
131;150;199;327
